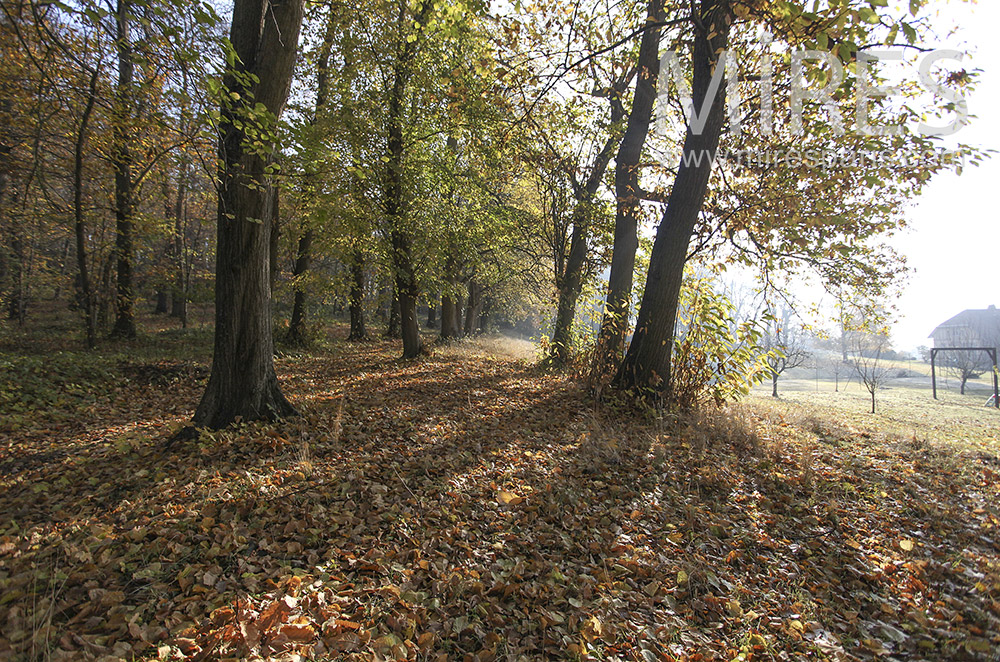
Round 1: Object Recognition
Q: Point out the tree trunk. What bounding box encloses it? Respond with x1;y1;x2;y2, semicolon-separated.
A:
7;231;24;323
870;389;876;414
399;288;422;357
154;290;168;314
287;229;312;345
440;292;458;341
549;83;626;366
382;3;430;359
348;249;367;340
73;68;99;348
385;287;401;338
616;0;732;397
192;0;304;430
463;280;484;337
479;297;491;334
772;373;779;398
457;292;467;336
98;252;113;331
170;162;188;326
286;12;336;345
427;299;437;328
171;68;190;327
590;0;665;382
961;376;967;395
111;0;137;339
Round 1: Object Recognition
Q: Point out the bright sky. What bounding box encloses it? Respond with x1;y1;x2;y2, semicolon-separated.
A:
892;0;1000;351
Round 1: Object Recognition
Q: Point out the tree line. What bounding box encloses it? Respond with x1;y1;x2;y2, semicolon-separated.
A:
0;0;982;428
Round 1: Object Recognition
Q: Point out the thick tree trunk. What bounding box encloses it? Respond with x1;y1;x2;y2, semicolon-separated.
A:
192;0;304;430
440;292;458;341
399;289;422;357
463;280;483;337
348;249;367;340
382;3;430;359
551;265;583;364
616;0;732;397
479;298;491;334
111;0;137;339
590;0;665;382
154;290;168;314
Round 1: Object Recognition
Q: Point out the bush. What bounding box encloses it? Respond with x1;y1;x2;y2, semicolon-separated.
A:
669;275;771;410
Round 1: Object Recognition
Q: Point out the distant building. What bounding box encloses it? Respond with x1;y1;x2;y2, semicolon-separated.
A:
929;305;1000;348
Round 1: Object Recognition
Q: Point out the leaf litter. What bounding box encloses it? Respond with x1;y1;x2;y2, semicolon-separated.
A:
0;338;998;661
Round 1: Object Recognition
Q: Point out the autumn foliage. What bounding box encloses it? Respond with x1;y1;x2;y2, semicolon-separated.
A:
1;315;998;661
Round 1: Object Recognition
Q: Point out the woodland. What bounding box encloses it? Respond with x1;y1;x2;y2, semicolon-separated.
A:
1;0;998;660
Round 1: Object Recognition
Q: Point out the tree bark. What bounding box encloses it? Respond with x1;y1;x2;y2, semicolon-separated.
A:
385;286;401;338
590;0;665;382
463;279;483;337
154;290;168;314
772;373;779;398
170;160;188;325
348;248;367;340
383;2;431;359
287;13;336;345
398;288;422;356
287;229;312;345
427;299;436;328
171;68;191;326
440;292;458;341
111;0;137;339
616;0;732;397
549;83;627;366
192;0;304;430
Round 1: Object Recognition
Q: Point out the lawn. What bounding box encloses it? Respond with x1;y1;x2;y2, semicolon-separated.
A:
1;313;999;661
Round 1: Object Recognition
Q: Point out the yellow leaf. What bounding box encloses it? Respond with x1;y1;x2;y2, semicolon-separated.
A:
899;539;914;551
498;490;524;506
580;615;603;642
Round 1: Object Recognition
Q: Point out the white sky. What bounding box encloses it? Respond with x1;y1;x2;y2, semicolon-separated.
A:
892;0;1000;351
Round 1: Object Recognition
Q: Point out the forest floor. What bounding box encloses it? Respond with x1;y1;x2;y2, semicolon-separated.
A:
1;311;999;661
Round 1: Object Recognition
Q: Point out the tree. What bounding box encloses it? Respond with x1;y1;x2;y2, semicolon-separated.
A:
589;0;666;383
606;0;973;402
192;0;304;430
615;0;732;395
851;328;894;414
762;306;809;398
109;0;137;339
519;34;632;365
286;5;338;346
